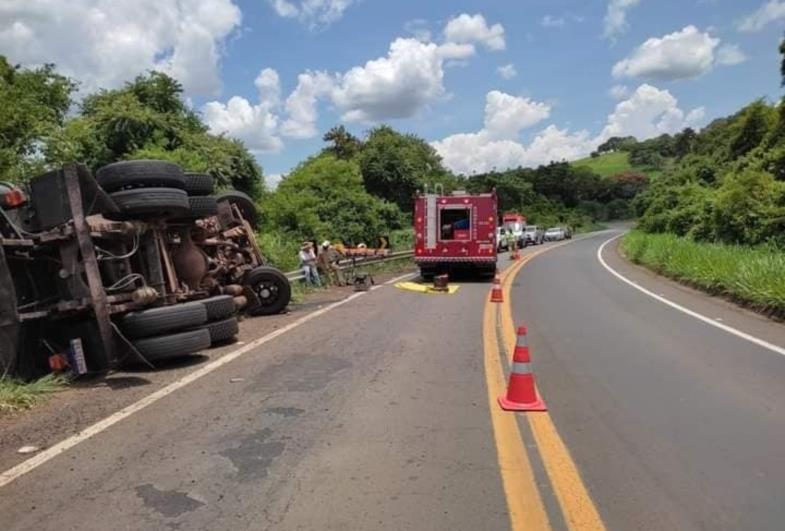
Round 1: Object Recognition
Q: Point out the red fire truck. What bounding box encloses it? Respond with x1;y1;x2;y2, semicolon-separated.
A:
413;189;497;280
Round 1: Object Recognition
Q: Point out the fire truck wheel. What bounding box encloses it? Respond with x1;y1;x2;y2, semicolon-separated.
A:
119;302;207;339
197;295;236;321
203;317;239;345
183;173;215;196
131;328;211;363
96;160;185;192
216;190;258;229
244;266;291;316
187;196;218;218
108;187;190;220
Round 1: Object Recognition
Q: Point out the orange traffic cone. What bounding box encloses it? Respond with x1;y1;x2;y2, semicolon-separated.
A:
490;272;504;303
498;325;547;411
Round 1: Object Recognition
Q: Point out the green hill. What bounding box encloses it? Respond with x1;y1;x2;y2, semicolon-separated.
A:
572;150;668;179
572;151;632;177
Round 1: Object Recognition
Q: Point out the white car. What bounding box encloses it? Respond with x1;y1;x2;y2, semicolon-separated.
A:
496;227;511;251
544;227;566;241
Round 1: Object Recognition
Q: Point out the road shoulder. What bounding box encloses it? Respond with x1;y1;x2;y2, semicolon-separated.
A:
604;236;785;350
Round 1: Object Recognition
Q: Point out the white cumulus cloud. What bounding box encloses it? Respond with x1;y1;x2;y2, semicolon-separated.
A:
268;0;355;29
433;84;704;175
443;13;505;51
497;64;518;80
612;26;728;80
0;0;241;97
281;71;337;138
603;0;641;40
483;91;551;139
738;0;785;32
599;84;704;140
202;67;283;152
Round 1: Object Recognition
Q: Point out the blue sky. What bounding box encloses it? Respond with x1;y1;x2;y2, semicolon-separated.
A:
1;1;784;182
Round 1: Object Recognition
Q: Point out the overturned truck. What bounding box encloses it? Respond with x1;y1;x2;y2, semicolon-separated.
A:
0;161;290;379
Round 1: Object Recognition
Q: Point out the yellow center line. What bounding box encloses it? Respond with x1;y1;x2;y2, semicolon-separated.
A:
497;244;607;531
484;258;550;530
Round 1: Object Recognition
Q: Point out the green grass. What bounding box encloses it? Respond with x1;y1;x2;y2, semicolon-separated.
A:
622;231;785;318
572;151;667;179
573;152;633;177
0;374;66;414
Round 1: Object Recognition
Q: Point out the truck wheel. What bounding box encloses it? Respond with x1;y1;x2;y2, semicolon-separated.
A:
183;173;215;196
196;295;236;321
244;266;291;316
96;160;185;192
108;187;190;219
203;317;239;345
187;196;218;218
216;190;258;229
132;328;211;363
118;302;207;339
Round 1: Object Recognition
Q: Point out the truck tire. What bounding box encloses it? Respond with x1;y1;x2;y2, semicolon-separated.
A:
244;266;290;316
184;173;215;196
108;187;190;219
187;196;218;218
132;328;211;362
119;302;207;339
216;190;258;229
203;317;239;345
196;295;236;321
96;160;185;192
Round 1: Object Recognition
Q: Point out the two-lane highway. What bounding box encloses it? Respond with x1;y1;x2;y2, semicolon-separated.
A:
2;230;784;530
516;231;785;531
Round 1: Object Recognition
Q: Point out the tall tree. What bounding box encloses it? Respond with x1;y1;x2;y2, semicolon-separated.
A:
0;56;76;181
359;125;454;212
322;125;362;160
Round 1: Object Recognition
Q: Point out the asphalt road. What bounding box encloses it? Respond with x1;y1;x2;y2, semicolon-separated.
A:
2;230;784;530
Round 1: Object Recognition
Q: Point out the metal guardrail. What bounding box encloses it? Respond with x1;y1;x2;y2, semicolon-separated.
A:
284;249;414;282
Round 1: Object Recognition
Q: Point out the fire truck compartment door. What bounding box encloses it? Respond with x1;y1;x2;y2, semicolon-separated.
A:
425;194;437;249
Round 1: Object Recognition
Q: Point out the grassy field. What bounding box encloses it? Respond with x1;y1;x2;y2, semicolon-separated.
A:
0;374;66;414
573;152;632;177
622;231;785;319
572;151;666;179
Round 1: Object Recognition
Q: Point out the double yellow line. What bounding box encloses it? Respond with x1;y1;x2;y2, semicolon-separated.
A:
484;246;606;531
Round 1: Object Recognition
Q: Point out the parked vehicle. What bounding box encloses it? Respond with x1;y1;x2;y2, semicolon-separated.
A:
524;225;545;245
496;227;511;252
544;227;566;241
414;189;497;279
501;212;526;247
0;161;290;379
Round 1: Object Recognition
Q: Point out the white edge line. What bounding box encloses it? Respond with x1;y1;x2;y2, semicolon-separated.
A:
384;272;417;285
597;233;785;358
0;291;368;489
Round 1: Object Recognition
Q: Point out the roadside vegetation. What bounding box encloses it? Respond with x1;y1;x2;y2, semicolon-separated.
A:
616;40;785;316
1;55;644;276
622;232;785;319
0;375;66;414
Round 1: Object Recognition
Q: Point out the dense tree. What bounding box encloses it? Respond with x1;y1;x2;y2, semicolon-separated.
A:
0;56;76;181
263;153;404;245
729;100;775;159
597;136;637;154
359;125;454;212
322;125;362;160
47;71;265;197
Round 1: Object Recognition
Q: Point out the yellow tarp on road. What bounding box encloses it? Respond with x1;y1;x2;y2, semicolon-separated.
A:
394;281;461;295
